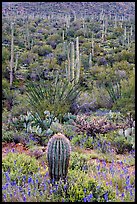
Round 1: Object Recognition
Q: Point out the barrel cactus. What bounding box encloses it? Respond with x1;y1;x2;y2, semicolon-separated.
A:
47;133;71;181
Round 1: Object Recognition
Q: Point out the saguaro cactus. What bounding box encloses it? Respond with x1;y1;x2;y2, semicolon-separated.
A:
75;36;80;84
10;22;14;89
47;133;71;181
70;42;75;84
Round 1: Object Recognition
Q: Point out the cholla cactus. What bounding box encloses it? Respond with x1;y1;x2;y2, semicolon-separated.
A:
47;133;71;181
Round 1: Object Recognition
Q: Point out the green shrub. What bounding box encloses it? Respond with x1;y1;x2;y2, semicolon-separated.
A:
113;136;133;154
2;152;39;184
2;129;14;142
51;169;116;202
69;152;91;171
71;133;94;149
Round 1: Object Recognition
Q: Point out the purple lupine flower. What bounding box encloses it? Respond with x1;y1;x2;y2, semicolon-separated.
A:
50;189;53;194
83;197;87;202
3;194;6;200
40;191;43;196
96;164;100;171
126;176;130;185
104;192;108;201
84;188;86;193
44;183;47;190
121;192;124;198
12;148;15;152
116;185;119;196
23;195;26;202
28;177;32;184
28;191;31;196
10;180;16;186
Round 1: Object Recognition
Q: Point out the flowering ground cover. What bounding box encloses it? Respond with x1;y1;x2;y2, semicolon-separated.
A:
2;142;135;202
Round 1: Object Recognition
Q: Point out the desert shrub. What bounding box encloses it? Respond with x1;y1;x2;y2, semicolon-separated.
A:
2;129;14;142
64;169;115;202
69;152;91;171
113;136;133;154
2;152;39;184
71;133;94;149
32;44;52;56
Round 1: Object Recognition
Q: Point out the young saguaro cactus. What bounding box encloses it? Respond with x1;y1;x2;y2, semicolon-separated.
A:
47;133;71;181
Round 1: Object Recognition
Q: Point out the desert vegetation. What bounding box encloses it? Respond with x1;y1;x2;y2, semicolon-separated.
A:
2;2;135;202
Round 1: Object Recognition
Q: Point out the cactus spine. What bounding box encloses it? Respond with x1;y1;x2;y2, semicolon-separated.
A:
47;133;71;181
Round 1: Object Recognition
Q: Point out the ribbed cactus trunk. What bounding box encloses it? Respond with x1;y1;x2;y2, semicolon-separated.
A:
47;133;71;182
75;37;80;84
92;33;94;56
62;30;65;41
130;25;133;36
89;52;92;69
124;26;126;41
70;42;75;85
10;22;14;89
67;44;71;82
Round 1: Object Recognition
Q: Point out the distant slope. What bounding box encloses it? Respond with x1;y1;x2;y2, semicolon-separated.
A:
2;2;135;19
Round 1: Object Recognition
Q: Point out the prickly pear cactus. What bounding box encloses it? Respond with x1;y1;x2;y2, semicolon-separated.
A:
47;133;71;181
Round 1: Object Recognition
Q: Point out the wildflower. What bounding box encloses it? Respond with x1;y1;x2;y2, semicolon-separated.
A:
36;178;39;184
12;148;15;152
40;191;43;196
126;175;130;185
83;197;87;202
96;164;100;171
102;160;106;167
129;189;133;196
109;180;112;186
44;183;47;190
121;192;124;199
23;175;26;181
3;194;6;200
28;191;31;196
5;172;10;182
23;195;26;202
10;180;16;186
64;184;67;191
104;192;108;201
28;177;32;184
116;185;119;196
84;188;86;193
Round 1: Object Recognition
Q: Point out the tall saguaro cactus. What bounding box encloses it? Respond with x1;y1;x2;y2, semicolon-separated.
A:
10;22;14;89
89;52;92;69
66;37;80;84
47;133;71;181
75;36;80;84
70;42;75;84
